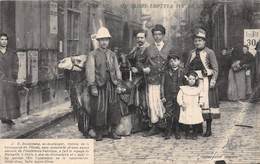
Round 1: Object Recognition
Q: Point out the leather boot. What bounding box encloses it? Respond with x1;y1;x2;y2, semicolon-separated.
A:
185;125;192;139
196;123;203;136
203;119;212;137
192;125;198;140
164;119;173;140
164;128;172;140
174;123;181;140
95;127;103;141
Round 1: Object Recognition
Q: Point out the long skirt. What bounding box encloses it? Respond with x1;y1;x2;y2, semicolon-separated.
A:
227;69;247;101
90;81;121;128
195;71;220;120
147;84;165;124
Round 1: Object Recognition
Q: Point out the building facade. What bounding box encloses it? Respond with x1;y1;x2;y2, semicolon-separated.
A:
0;0;142;116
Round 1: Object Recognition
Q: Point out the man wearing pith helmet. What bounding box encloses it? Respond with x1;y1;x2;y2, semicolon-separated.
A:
185;28;219;137
86;27;122;141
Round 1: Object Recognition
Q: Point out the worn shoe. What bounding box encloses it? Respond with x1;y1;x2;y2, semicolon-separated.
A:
164;132;172;140
143;127;160;137
175;133;181;140
1;119;15;125
203;130;212;137
95;133;103;141
110;132;121;140
185;133;191;139
192;135;198;140
192;131;198;140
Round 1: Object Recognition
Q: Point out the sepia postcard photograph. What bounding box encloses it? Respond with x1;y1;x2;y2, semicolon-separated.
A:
0;0;260;163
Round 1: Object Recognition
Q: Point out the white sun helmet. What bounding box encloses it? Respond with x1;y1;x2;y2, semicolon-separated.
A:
96;27;111;39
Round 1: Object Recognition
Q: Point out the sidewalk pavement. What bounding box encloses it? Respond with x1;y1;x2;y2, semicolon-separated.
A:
0;101;72;139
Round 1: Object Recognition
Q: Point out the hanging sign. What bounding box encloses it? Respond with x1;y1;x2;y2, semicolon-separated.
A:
17;51;27;84
50;1;58;34
244;29;260;56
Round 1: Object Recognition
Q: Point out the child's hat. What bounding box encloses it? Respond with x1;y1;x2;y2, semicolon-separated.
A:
168;49;180;60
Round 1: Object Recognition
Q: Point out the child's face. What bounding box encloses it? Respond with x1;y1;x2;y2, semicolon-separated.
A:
169;58;180;68
188;75;196;86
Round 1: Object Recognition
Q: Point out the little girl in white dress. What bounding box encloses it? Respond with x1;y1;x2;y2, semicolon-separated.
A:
177;71;204;139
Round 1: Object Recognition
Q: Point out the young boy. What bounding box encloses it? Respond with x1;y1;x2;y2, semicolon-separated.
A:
161;52;184;140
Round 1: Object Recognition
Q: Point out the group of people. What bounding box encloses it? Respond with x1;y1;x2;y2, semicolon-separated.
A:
85;24;220;141
218;44;259;102
1;23;259;142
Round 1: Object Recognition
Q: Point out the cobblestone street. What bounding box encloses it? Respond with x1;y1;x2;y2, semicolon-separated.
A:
29;101;260;164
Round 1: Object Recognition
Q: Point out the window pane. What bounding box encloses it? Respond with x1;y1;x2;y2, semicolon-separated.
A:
72;0;80;10
67;40;78;55
73;14;79;39
67;11;72;39
72;40;78;55
67;1;72;8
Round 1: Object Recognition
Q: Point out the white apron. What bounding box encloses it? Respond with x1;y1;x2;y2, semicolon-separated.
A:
147;84;165;123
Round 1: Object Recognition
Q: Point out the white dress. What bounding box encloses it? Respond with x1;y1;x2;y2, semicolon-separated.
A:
177;86;204;125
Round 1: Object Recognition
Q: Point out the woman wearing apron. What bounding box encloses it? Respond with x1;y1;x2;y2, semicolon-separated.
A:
185;28;219;137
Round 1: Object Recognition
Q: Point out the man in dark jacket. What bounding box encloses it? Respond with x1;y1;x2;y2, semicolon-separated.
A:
127;30;150;132
142;24;172;137
0;33;20;125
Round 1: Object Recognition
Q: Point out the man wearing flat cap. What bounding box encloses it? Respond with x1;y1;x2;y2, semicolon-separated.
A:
185;28;219;137
142;24;173;137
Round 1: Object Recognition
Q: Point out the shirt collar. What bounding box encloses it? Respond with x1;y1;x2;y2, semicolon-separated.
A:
155;41;164;46
0;47;7;55
155;41;164;51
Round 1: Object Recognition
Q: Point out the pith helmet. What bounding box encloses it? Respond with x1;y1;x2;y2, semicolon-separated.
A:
96;27;111;39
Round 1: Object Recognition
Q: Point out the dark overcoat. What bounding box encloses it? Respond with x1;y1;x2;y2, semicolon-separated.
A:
0;49;20;120
143;42;172;85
